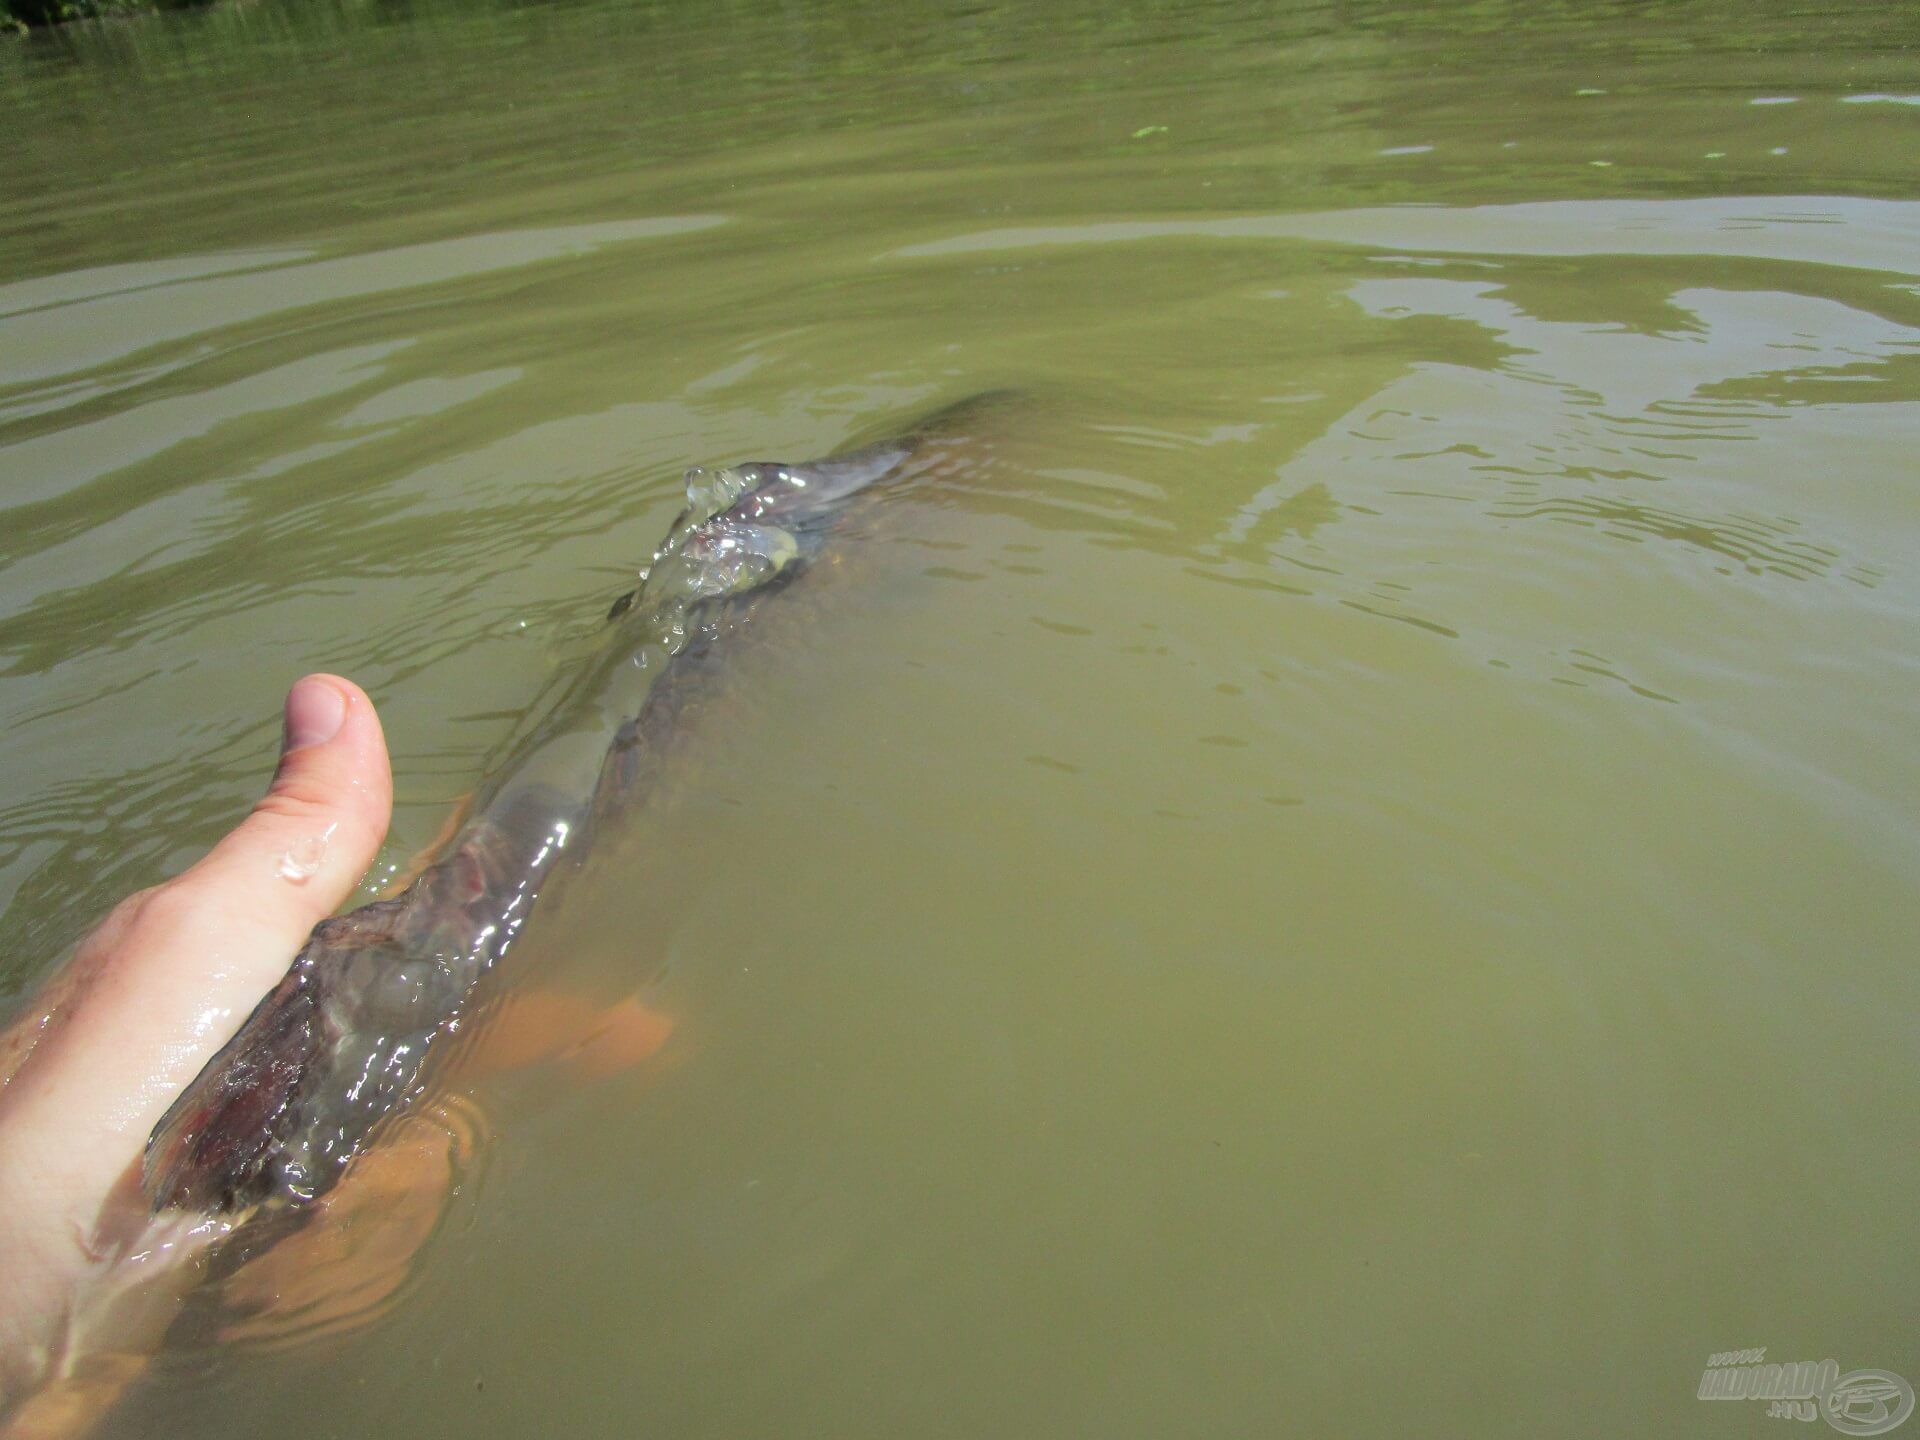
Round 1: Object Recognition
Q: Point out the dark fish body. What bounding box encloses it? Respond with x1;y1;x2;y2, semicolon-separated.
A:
144;394;1019;1217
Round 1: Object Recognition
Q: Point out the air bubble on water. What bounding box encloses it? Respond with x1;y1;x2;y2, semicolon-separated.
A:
277;822;338;883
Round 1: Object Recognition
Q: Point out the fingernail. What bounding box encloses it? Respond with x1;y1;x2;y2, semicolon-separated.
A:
283;676;348;752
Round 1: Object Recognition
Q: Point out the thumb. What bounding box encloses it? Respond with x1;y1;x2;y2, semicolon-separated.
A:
180;674;393;938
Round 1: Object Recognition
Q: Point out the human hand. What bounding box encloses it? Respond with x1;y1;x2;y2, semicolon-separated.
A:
0;675;392;1402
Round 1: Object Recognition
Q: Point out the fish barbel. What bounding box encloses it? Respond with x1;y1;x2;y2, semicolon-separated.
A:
142;392;1020;1218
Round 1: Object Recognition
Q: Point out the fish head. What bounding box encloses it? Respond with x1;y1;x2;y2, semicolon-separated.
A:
642;447;909;608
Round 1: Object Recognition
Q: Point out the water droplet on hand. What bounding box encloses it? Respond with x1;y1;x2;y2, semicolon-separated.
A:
277;822;338;883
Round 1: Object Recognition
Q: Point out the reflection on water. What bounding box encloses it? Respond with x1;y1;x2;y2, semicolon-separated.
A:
1212;266;1913;621
2;0;1919;1435
0;219;725;390
893;196;1920;273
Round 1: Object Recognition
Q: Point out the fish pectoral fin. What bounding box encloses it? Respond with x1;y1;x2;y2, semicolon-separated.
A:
213;1095;485;1350
563;996;676;1081
0;1352;152;1440
460;990;674;1081
380;793;475;897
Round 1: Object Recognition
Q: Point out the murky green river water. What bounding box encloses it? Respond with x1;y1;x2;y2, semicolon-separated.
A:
3;0;1919;1434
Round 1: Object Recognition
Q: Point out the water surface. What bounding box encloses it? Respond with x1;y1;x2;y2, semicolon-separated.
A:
2;1;1917;1435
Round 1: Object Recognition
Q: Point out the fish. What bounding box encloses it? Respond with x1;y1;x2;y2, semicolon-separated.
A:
141;391;1022;1220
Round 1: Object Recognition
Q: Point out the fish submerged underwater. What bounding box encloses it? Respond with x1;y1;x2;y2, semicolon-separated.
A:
1;392;1023;1435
